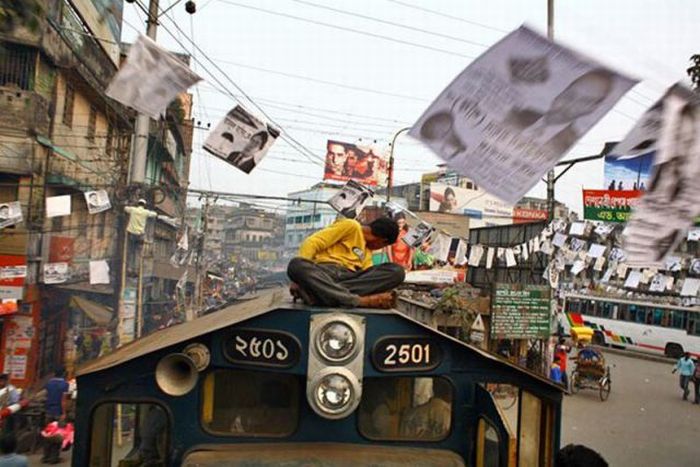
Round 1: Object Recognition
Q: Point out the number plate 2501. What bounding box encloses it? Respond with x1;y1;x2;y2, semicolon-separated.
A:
223;328;301;368
372;336;442;372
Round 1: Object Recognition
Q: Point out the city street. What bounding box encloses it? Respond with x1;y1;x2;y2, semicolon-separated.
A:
561;351;700;466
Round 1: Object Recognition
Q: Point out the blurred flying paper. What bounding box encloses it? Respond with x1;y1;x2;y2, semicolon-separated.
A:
623;85;700;266
521;242;529;261
84;190;111;215
468;244;484;267
203;105;280;174
588;243;607;259
616;263;629;278
403;222;433;248
0;201;22;229
664;255;682;272
569;222;585;236
505;248;516;267
486;247;495;269
429;233;452;263
409;25;637;204
570;260;585;275
648;273;666;292
666;276;675;291
593;256;606;271
610;96;664;157
89;260;110;285
454;239;468;265
46;195;71;218
681;278;700;297
328;180;374;219
106;35;202;119
552;233;567;248
624;270;641;288
594;223;615;238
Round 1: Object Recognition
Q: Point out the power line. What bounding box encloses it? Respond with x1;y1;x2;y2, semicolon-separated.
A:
216;0;473;59
384;0;508;34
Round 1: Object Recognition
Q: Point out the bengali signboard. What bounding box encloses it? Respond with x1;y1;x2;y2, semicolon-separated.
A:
582;189;641;223
491;283;551;339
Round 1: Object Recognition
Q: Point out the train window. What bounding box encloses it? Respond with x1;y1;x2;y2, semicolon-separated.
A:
201;369;299;437
358;377;452;441
89;402;169;467
518;391;542;466
475;418;500;467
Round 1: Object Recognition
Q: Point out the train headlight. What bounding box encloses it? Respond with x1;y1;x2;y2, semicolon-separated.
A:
308;368;360;419
317;321;356;362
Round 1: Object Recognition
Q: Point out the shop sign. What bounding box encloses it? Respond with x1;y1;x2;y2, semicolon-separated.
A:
582;189;641;223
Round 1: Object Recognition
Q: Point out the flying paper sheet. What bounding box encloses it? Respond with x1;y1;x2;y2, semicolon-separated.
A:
623;85;700;265
203;105;280;174
106;35;202;119
454;239;468;266
409;26;637;204
649;273;666;292
681;278;700;297
552;233;567;248
46;195;71;218
587;243;607;259
505;248;516;268
328;181;374;220
571;260;585;276
0;201;23;229
429;233;452;263
569;222;585;236
403;222;434;248
468;244;484;267
521;242;529;261
624;270;642;289
486;247;495;269
89;260;110;285
84;190;111;215
690;259;700;275
593;256;606;271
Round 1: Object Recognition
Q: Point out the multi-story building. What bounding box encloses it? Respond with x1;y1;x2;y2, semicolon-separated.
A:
285;183;340;251
223;204;284;262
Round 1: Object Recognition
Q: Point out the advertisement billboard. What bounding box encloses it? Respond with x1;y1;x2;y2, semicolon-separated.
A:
324;140;390;187
582;189;642;223
429;183;513;227
513;208;548;224
604;151;654;191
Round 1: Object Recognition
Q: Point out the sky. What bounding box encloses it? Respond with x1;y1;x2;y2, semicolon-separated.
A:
120;0;700;215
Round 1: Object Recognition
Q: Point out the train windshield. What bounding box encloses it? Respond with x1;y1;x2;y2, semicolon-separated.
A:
358;376;453;441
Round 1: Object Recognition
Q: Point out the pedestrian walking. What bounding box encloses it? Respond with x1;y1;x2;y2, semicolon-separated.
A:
692;358;700;405
672;352;695;400
555;337;572;390
44;369;70;423
550;357;564;386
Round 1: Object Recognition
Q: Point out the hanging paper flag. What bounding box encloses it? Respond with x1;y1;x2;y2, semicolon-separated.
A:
540;240;554;256
521;243;529;261
176;270;188;290
552;233;567;248
624;270;642;289
409;26;636;204
429;233;452;263
44;262;69;284
569;221;585;236
689;259;700;275
468;244;484;267
688;228;700;241
569;238;586;252
664;256;682;272
106;34;202;119
587;243;607;259
46;195;71;218
203;104;280;174
403;222;434;248
600;266;614;283
0;201;23;229
328;181;374;220
84;190;111;215
648;273;665;292
681;278;700;297
623;85;700;266
533;236;541;252
640;269;654;284
89;260;110;285
571;260;586;276
454;239;468;266
609;248;627;263
616;263;629;278
505;248;516;268
593;256;606;272
594;223;615;238
485;247;495;269
666;276;675;291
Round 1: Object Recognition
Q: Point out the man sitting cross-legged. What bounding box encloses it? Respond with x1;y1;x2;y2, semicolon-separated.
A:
287;217;405;309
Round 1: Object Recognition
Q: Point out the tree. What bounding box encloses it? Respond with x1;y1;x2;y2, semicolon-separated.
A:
0;0;43;33
687;54;700;90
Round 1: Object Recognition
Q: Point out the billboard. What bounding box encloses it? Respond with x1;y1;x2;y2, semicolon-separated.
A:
324;140;390;187
582;189;641;223
604;151;654;191
513;208;548;224
429;183;513;227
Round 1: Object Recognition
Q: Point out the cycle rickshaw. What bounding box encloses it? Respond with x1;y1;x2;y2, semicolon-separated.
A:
569;327;611;401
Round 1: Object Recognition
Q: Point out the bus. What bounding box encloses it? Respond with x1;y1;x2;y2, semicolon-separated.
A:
74;288;563;466
561;293;700;358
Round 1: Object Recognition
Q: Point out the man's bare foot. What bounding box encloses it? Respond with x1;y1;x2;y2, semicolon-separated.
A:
289;282;317;305
358;291;396;309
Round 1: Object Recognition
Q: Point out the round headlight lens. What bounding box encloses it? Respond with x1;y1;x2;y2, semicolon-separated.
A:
315;373;353;413
317;322;356;362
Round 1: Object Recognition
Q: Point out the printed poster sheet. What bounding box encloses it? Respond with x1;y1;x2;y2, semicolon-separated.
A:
0;201;22;229
84;190;112;214
623;85;700;266
106;34;202;119
328;180;374;219
203;105;280;174
324;140;390;187
409;25;637;204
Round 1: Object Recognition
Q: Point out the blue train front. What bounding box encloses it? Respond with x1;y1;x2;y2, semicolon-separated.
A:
73;290;563;466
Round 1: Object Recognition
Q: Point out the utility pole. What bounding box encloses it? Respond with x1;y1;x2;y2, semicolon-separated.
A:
386;127;411;202
546;0;556;221
193;197;210;316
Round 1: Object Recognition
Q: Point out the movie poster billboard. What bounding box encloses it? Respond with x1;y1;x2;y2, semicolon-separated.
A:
324;140;390;187
429;183;513;227
582;189;641;223
204;105;280;174
409;25;636;204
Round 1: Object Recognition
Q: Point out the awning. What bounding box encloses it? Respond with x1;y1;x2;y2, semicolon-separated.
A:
55;282;113;295
70;296;113;326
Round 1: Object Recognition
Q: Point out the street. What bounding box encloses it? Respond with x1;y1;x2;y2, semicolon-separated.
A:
561;351;700;466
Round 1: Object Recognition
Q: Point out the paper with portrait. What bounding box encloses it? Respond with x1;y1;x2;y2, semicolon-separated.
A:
84;190;111;215
623;85;700;266
409;26;637;204
0;201;23;229
203;105;280;174
328;181;374;220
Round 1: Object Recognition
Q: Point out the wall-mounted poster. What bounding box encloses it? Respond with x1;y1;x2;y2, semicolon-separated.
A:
0;201;22;229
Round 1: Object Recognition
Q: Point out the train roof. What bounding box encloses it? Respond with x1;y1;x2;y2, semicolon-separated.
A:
77;288;562;391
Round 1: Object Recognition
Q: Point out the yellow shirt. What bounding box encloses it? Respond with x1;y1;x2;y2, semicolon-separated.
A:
298;219;372;271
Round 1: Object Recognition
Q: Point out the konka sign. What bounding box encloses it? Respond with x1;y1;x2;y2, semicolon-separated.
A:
512;208;548;224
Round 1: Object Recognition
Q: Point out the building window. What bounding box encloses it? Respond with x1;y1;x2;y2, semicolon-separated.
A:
295;216;302;224
0;44;35;90
63;84;74;127
313;214;321;222
303;215;311;223
87;105;97;141
105;124;114;156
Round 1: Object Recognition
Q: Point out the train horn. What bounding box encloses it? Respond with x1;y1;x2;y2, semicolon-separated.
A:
155;353;198;396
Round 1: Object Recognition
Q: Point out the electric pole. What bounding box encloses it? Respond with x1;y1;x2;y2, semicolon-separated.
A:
546;0;555;221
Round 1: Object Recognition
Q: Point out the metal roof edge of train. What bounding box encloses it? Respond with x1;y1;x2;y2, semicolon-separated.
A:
76;287;562;392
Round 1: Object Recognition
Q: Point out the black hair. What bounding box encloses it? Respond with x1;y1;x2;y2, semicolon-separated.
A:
251;131;269;150
444;187;456;198
394;212;406;221
555;444;608;467
0;434;17;455
369;217;399;244
0;373;8;382
55;368;65;378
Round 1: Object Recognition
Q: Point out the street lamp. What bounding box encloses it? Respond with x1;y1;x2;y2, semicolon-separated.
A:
386;127;412;202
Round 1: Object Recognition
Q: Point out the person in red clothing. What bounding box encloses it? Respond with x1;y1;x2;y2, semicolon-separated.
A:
386;213;414;271
554;337;571;390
